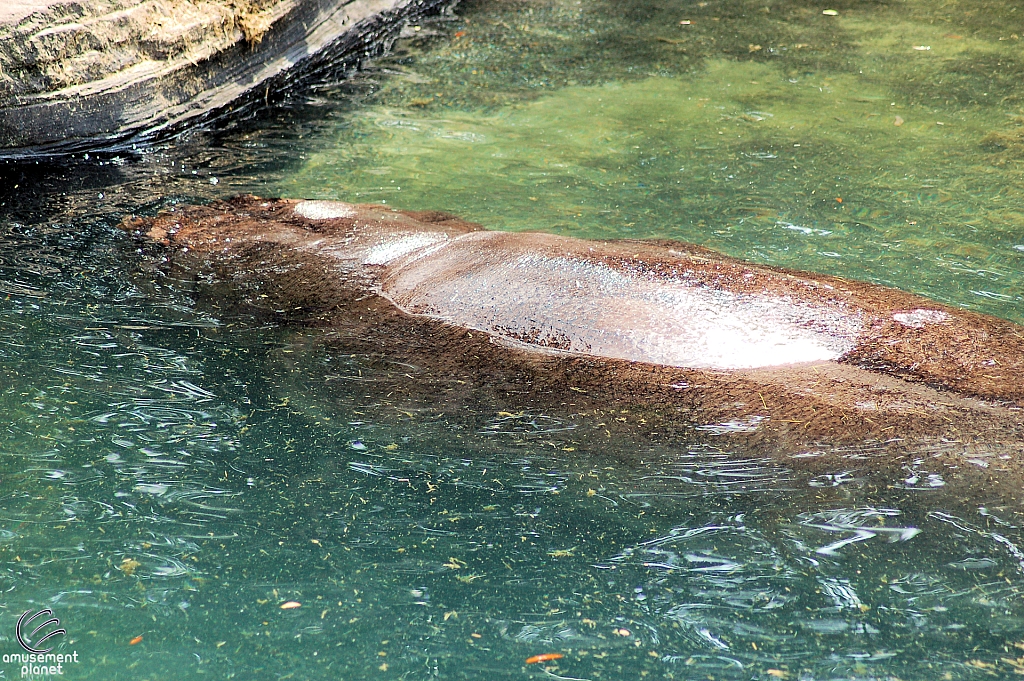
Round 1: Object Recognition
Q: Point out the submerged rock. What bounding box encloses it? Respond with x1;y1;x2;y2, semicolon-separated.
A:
0;0;454;157
124;196;1024;466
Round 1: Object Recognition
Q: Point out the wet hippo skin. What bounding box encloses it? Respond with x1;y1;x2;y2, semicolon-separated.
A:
125;195;1024;466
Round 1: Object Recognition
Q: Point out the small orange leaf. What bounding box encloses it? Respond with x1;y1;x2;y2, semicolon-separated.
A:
526;653;563;664
129;635;143;645
454;31;466;38
280;601;302;609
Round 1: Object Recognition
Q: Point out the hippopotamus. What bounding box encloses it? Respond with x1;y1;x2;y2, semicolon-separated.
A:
124;195;1024;474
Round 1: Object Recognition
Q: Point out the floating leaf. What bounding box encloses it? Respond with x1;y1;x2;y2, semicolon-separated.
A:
119;558;141;576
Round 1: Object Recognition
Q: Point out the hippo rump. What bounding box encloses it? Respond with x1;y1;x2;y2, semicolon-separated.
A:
123;196;1024;476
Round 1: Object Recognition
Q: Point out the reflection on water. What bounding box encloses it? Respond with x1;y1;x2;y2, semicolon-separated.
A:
2;0;1024;678
4;303;1024;679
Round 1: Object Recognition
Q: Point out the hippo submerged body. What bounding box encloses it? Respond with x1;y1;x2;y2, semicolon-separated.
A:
127;196;1024;468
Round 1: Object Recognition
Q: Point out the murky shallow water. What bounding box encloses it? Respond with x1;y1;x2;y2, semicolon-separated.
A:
2;0;1024;678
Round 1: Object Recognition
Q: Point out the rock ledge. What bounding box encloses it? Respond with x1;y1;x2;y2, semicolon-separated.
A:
0;0;454;157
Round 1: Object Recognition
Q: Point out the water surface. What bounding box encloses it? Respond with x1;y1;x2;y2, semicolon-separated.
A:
2;0;1024;679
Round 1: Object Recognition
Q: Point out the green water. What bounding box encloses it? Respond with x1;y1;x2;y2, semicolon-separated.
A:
279;0;1024;322
2;0;1024;679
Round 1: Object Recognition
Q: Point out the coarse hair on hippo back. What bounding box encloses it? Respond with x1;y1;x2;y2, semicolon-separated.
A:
126;195;1024;404
122;195;1024;467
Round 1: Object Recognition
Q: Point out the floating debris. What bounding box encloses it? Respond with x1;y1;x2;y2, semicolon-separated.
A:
119;558;141;576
